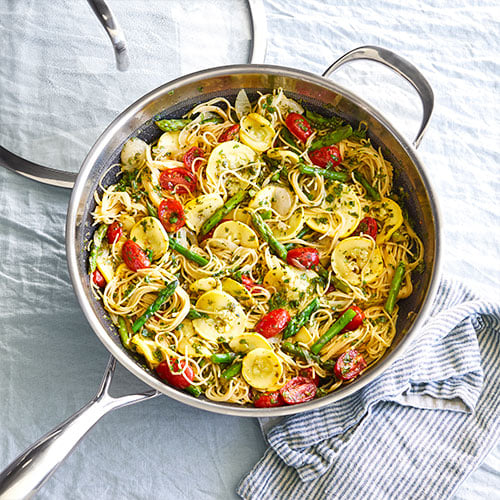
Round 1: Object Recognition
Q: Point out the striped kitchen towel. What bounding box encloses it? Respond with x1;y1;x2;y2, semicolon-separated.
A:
238;278;500;500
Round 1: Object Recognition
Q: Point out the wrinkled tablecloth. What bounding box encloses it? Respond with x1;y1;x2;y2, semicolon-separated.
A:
0;0;499;498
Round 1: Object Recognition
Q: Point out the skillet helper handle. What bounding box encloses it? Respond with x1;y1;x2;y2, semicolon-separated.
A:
323;45;434;148
0;357;160;500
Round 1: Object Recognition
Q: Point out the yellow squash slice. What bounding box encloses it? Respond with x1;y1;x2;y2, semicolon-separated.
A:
206;141;259;195
332;237;384;286
248;185;294;217
177;320;211;357
156;131;181;158
143;167;163;207
289;326;314;346
242;347;283;390
184;194;224;233
130;217;169;260
269;207;304;241
229;333;272;353
192;290;246;342
96;248;115;283
212;221;259;249
230;207;253;225
373;198;403;244
131;335;163;369
221;278;254;305
190;277;220;294
304;181;361;237
240;113;275;152
263;265;315;311
120;137;147;171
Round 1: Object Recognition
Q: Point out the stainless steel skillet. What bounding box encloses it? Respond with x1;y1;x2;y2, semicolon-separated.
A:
0;46;440;499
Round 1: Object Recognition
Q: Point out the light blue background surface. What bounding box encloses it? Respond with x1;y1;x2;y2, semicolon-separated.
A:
0;1;499;498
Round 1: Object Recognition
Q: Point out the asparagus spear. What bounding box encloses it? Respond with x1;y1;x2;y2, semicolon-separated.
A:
155;119;191;132
310;125;353;150
211;352;237;364
89;224;107;273
310;308;357;354
132;280;178;333
282;342;336;371
251;212;288;261
284;227;310;250
145;199;158;218
117;316;131;348
353;171;381;201
305;110;344;129
168;237;209;267
385;262;405;314
185;385;202;397
281;128;300;149
282;298;320;339
187;309;208;320
200;189;247;236
315;267;351;294
221;362;242;380
299;164;349;182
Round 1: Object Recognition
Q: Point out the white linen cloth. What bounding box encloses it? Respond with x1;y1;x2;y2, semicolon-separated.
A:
0;0;499;498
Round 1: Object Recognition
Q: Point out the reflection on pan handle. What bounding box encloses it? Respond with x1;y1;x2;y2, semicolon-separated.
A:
0;357;160;500
322;46;434;149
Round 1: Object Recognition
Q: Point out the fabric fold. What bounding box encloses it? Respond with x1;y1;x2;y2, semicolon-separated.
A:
238;279;500;499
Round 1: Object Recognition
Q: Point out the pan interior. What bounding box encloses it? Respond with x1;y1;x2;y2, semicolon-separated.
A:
73;71;437;414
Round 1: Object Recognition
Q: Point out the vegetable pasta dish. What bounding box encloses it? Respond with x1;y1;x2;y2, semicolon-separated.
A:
88;88;423;407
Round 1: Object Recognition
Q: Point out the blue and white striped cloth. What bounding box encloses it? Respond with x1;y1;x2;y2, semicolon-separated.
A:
238;278;500;499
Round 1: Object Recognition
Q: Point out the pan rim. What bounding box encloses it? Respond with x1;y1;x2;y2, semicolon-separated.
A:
66;62;442;417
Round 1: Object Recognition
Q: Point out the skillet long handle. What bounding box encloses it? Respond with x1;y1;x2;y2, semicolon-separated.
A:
0;357;160;500
323;45;434;149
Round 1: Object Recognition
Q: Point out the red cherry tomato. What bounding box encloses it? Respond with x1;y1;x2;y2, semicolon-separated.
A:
300;367;320;386
121;240;151;271
182;146;205;171
107;221;123;244
240;274;260;293
156;359;194;389
353;217;378;239
309;145;342;168
219;124;240;142
280;376;317;404
199;218;231;242
255;309;291;338
159;168;196;195
285;113;313;142
92;269;106;288
334;349;367;381
341;305;365;332
286;247;319;270
158;199;186;233
253;391;284;408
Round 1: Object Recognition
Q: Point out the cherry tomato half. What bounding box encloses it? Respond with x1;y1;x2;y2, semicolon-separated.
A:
92;269;106;288
280;376;317;405
240;274;260;293
159;168;196;195
122;239;151;271
341;305;365;332
334;349;367;381
286;247;319;270
353;217;378;239
219;124;240;142
285;113;313;142
309;145;342;168
156;359;194;389
107;221;123;244
253;390;284;408
158;199;186;233
182;146;205;171
300;367;320;386
255;309;291;338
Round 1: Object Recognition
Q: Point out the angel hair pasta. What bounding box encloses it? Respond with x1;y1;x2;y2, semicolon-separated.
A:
88;88;423;407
